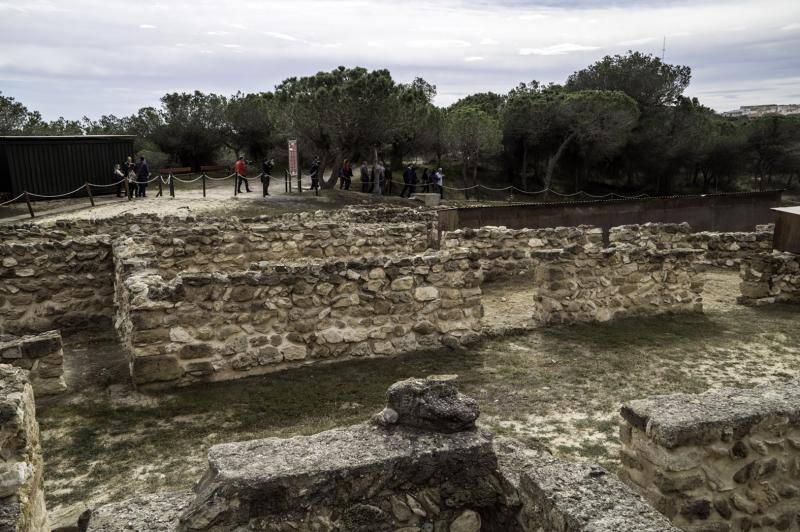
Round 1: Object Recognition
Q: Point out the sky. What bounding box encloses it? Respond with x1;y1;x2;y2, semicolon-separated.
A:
0;0;798;120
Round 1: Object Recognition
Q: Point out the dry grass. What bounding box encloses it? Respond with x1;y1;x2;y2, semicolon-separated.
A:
37;271;800;517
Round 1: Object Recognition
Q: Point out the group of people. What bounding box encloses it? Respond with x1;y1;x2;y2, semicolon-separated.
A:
307;158;445;199
235;155;275;196
114;154;443;200
114;156;150;198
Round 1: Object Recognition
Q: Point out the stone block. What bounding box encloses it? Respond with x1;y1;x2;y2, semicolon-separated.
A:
132;355;183;385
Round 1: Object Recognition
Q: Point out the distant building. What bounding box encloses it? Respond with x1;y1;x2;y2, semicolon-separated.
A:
722;104;800;118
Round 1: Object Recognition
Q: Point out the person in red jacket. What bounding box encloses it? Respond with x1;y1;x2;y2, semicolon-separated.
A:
235;156;251;193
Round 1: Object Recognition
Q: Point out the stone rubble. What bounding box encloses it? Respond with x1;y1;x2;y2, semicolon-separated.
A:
0;330;66;396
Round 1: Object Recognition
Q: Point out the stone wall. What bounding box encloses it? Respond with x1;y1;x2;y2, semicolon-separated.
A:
609;222;774;268
148;221;433;277
619;380;800;531
441;225;602;280
739;251;800;306
0;330;66;396
0;234;114;335
83;376;677;531
115;244;484;388
248;205;440;225
0;365;49;532
533;245;704;325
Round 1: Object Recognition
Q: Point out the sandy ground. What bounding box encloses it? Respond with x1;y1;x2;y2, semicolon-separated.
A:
1;176;423;224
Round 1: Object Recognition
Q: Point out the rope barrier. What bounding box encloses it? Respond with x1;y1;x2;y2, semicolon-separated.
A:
0;193;25;207
87;178;126;188
27;185;87;199
173;175;204;184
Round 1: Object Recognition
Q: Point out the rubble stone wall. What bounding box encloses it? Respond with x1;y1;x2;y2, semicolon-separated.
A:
534;245;704;325
441;225;603;280
739;251;800;306
0;365;49;532
115;244;483;388
0;235;114;335
619;381;800;531
148;221;433;277
609;222;774;268
251;205;440;225
0;330;66;396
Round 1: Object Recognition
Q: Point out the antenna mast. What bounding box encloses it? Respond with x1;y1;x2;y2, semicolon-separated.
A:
661;36;666;61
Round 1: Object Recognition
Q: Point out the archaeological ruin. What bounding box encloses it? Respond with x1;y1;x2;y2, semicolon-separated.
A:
1;201;799;531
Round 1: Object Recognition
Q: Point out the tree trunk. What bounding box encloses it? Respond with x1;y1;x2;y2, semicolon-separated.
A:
322;154;341;189
462;157;469;199
520;143;528;191
545;132;576;192
472;160;479;201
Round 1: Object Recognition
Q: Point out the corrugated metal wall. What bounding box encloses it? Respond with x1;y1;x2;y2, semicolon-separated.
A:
0;136;135;196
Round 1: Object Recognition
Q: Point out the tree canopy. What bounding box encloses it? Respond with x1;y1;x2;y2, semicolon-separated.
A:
3;51;799;195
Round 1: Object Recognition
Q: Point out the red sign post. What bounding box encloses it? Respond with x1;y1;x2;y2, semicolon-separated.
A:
287;139;299;194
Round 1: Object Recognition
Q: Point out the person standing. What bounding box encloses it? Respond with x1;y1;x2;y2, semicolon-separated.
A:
360;161;369;193
114;164;126;197
401;164;413;198
309;157;320;190
235;156;251;193
340;159;353;190
435;167;444;199
420;168;429;193
410;165;418;196
136;156;149;197
384;164;393;194
261;158;274;196
373;161;384;196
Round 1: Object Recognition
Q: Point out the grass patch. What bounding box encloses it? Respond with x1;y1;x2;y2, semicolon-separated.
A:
38;280;800;513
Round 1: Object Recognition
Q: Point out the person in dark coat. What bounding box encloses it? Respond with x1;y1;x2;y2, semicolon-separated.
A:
420;168;429;193
384;164;393;194
360;161;369;193
401;164;413;198
136;157;149;197
410;165;418;196
261;158;274;196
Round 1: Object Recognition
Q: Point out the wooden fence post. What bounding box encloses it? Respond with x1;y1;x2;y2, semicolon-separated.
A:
25;192;34;218
202;174;206;197
157;178;163;197
169;174;175;198
234;174;238;196
85;182;95;207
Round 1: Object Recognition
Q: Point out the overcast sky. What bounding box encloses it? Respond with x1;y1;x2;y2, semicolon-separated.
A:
1;0;798;120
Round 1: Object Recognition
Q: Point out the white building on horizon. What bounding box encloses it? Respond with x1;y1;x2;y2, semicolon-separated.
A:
722;104;800;118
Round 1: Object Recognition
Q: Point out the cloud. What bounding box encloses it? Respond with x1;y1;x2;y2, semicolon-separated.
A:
139;24;157;29
219;44;241;48
519;43;599;55
617;37;657;46
1;0;798;118
406;39;472;48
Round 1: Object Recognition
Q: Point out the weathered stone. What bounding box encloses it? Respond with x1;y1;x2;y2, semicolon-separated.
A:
83;491;193;531
132;355;183;384
449;510;480;532
378;375;479;433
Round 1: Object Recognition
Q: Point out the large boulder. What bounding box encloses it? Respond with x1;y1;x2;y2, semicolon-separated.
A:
374;374;479;433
